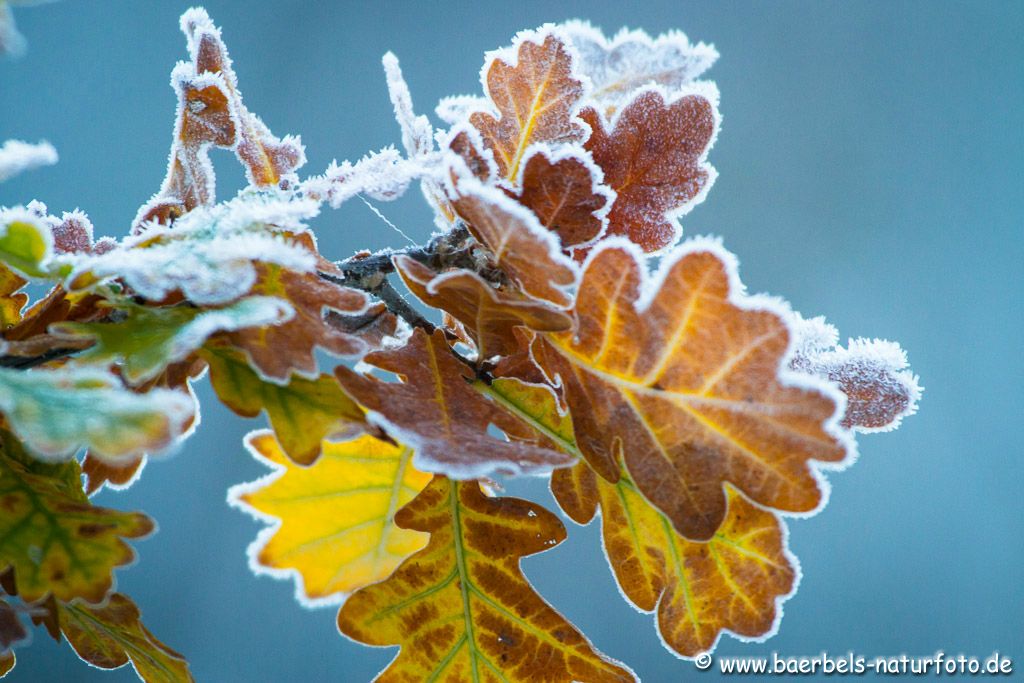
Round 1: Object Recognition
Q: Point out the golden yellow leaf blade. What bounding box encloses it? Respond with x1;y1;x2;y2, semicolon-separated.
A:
337;476;635;683
229;431;431;604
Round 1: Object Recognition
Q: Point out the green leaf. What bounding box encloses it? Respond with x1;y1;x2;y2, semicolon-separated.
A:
0;366;195;462
0;432;154;604
51;296;292;385
0;209;51;279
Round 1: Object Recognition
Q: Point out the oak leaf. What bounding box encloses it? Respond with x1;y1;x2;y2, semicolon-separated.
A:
225;259;369;381
335;328;573;478
201;343;368;465
394;255;571;360
337;476;635;683
582;88;718;252
0;207;55;279
451;178;577;307
58;593;193;682
513;146;614;248
229;430;431;604
532;241;849;540
470;31;586;182
0;265;26;327
0;433;153;604
82;453;146;496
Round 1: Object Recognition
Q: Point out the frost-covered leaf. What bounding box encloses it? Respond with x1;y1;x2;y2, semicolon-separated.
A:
0;2;25;58
335;328;573;478
0;598;26;655
337;476;635;683
790;316;921;433
532;240;850;540
582;88;718;252
224;257;369;381
470;30;586;181
514;145;614;248
394;255;571;360
201;343;368;465
51;297;291;385
58;593;193;682
136;8;304;226
301;147;419;209
452;177;577;307
229;430;431;604
0;365;195;463
563;21;718;114
553;464;796;658
81;453;146;497
0;433;153;604
0;207;54;279
74;192;320;306
382;53;434;159
0;140;57;182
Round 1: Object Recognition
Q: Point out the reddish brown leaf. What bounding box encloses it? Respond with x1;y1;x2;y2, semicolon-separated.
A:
395;255;571;359
82;453;146;496
335;328;573;478
582;88;717;252
533;241;849;540
0;265;27;328
470;32;586;181
337;476;635;683
226;258;368;381
0;599;26;654
452;179;577;307
514;147;613;247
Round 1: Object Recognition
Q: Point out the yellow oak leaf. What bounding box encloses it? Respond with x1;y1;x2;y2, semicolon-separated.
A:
229;431;431;604
337;475;635;683
533;240;850;540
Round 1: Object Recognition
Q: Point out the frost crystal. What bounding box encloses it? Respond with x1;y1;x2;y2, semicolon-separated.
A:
303;148;422;209
0;139;58;182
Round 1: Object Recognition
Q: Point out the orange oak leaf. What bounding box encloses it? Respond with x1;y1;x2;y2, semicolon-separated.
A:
201;342;368;465
582;88;718;252
532;240;850;540
470;31;586;181
0;265;26;328
513;146;614;248
553;463;796;657
335;328;573;478
337;476;635;683
229;431;431;605
81;453;146;496
394;255;571;360
451;178;577;307
225;259;369;381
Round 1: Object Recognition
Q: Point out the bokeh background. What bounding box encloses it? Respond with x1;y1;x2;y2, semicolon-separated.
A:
2;1;1022;680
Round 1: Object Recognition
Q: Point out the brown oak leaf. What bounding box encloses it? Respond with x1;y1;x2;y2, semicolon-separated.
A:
582;88;718;252
337;476;635;683
335;328;573;478
394;255;571;360
470;32;586;181
532;241;850;540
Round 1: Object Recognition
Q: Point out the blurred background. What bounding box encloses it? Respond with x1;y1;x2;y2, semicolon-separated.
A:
2;1;1022;680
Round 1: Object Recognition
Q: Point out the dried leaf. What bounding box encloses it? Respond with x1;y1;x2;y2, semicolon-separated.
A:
51;297;291;385
394;255;571;360
582;88;718;252
0;652;11;677
82;453;146;496
0;433;153;604
337;476;635;683
563;21;718;114
0;598;26;653
0;365;195;463
513;146;614;248
470;31;586;181
335;328;573;478
229;430;431;604
0;265;26;327
790;316;921;433
533;241;849;540
452;178;577;307
59;593;193;682
201;343;368;465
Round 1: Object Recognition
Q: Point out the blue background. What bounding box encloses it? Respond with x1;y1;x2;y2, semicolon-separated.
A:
2;1;1022;680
